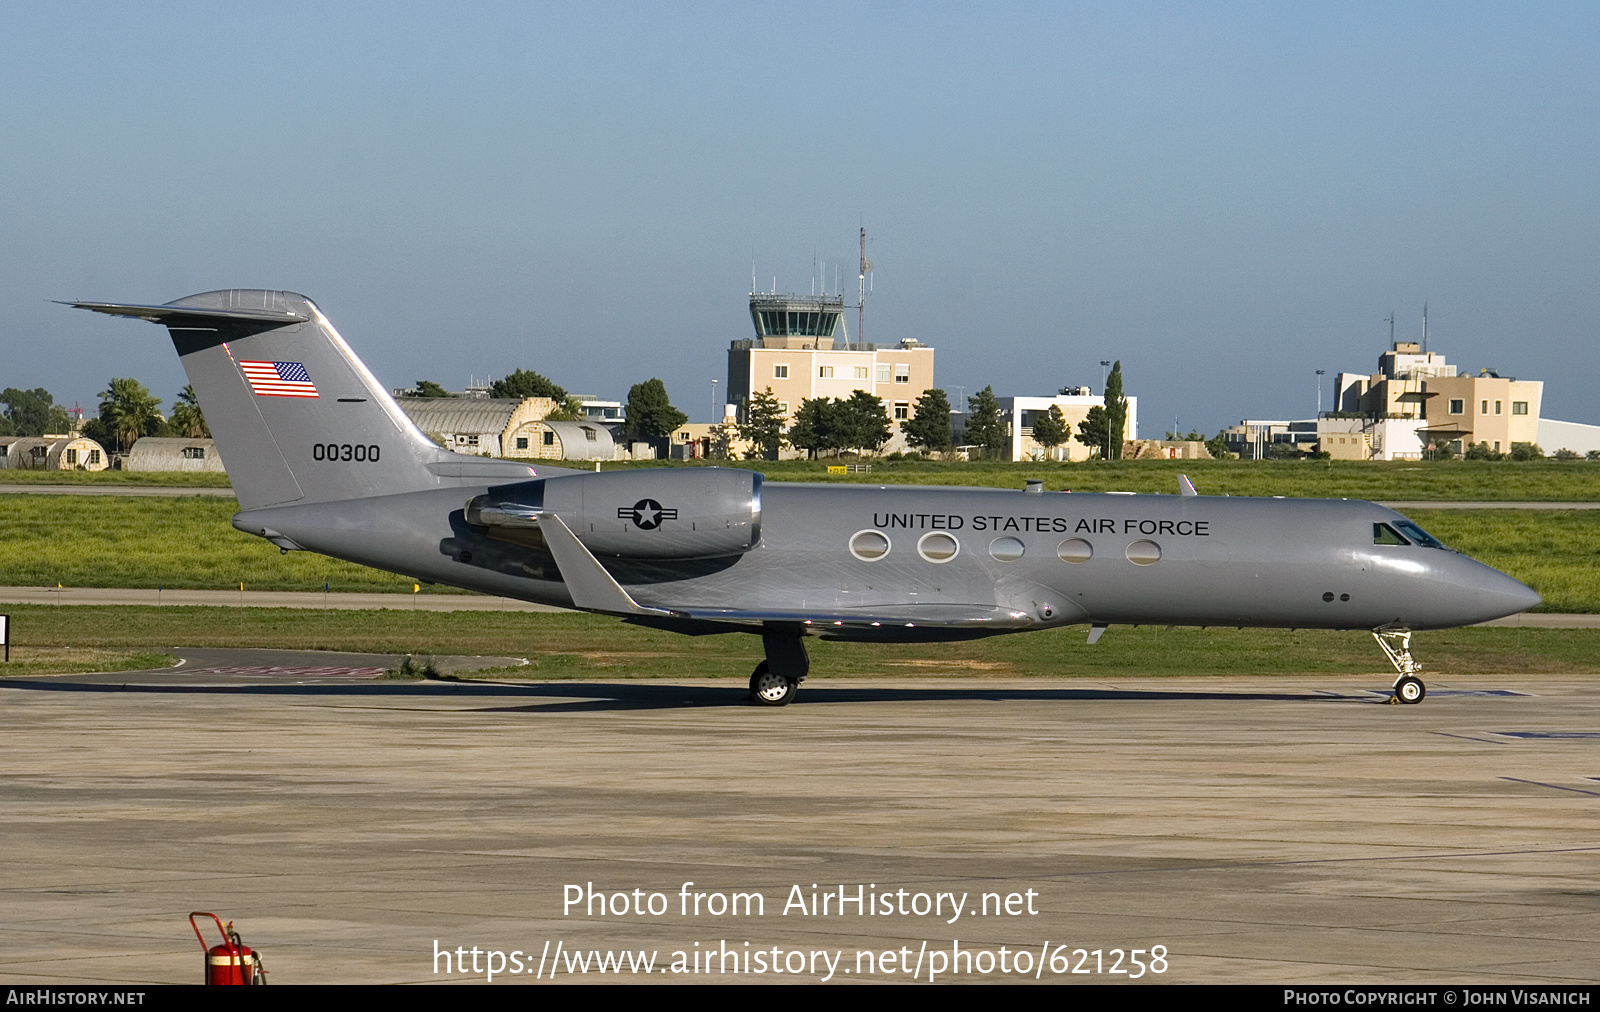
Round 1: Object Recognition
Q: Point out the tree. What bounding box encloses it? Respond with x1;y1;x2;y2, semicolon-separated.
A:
833;390;891;455
543;396;586;422
1075;405;1110;458
490;369;567;401
413;380;455;398
624;378;687;450
739;387;788;460
98;378;162;452
1030;405;1069;457
1;387;69;437
901;388;952;453
962;386;1008;460
1509;442;1544;461
170;384;209;438
1104;361;1128;460
786;397;836;459
1205;430;1231;459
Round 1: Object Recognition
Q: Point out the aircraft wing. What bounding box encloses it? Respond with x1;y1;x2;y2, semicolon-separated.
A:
669;605;1034;630
537;511;1034;631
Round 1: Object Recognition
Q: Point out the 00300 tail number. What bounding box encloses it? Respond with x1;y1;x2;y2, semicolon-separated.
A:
312;443;381;462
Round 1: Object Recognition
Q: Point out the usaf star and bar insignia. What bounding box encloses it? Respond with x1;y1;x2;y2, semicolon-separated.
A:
618;498;678;530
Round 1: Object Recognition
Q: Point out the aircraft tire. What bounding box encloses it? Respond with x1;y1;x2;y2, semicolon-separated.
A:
749;663;796;707
1394;676;1425;705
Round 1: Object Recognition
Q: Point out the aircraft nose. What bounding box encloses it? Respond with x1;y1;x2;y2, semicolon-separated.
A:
1472;566;1541;620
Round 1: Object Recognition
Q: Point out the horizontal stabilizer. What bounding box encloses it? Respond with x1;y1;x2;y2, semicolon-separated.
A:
65;300;310;326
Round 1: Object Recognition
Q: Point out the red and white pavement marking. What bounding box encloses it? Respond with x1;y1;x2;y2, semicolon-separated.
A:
183;665;387;678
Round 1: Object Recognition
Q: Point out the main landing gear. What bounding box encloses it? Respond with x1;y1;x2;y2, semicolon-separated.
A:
748;662;797;706
748;627;809;707
1373;630;1426;705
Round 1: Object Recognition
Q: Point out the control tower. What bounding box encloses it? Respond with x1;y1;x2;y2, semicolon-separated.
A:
747;294;847;350
727;291;934;433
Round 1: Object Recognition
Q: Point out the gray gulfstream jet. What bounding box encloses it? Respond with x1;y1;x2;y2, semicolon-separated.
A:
72;290;1540;706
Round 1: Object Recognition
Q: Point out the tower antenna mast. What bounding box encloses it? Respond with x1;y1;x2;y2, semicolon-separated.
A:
858;227;871;352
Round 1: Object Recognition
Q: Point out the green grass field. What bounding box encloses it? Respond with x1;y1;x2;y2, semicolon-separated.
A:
2;605;1595;679
0;646;176;677
2;495;1595;610
0;494;441;593
0;470;231;487
607;456;1600;500
5;456;1599;499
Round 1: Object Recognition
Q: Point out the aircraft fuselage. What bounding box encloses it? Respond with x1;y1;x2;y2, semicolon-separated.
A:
234;481;1538;639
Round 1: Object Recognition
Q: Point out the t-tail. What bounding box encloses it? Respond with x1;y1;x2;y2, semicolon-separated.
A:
70;289;569;509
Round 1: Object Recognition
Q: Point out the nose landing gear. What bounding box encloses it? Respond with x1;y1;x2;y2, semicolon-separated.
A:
1374;630;1426;704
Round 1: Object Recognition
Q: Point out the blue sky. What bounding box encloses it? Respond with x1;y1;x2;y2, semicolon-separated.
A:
3;2;1597;431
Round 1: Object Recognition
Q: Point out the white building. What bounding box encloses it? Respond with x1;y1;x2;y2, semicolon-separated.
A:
981;395;1139;462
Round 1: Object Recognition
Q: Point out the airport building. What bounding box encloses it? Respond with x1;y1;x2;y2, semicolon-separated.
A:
998;394;1139;462
1332;342;1544;457
396;396;616;461
0;434;109;471
123;437;224;472
726;293;936;455
1223;337;1600;460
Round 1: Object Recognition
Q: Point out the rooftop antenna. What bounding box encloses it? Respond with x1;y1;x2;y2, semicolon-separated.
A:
1422;302;1429;355
751;258;756;295
858;226;873;352
1386;311;1394;346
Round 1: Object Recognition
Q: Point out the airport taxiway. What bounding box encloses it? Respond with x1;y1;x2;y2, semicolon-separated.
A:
2;653;1597;986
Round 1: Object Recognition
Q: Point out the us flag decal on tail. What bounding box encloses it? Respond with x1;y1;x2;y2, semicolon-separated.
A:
239;361;319;398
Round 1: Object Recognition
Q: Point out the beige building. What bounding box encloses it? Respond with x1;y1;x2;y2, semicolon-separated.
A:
727;294;936;455
0;435;109;471
396;397;619;461
1333;342;1543;456
1416;373;1542;455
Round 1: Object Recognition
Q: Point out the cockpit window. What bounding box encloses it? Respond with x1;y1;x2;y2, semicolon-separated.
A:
1393;520;1448;549
1373;522;1410;546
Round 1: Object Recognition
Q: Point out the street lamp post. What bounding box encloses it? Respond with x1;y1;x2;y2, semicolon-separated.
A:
1099;360;1112;460
710;378;718;422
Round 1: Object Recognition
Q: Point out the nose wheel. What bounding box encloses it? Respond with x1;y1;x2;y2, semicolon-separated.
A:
1374;630;1427;704
1393;675;1425;704
748;661;798;706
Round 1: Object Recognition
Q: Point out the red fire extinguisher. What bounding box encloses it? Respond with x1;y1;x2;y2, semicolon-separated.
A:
189;912;267;985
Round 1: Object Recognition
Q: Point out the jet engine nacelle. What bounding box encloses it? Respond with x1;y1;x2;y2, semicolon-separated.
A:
465;467;763;560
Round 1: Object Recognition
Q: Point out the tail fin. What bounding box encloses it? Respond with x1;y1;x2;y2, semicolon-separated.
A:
71;289;548;509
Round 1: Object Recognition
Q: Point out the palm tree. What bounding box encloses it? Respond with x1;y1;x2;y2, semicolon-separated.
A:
99;378;161;451
170;384;208;438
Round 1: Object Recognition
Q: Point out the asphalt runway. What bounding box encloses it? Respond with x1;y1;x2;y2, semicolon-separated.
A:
2;651;1597;986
